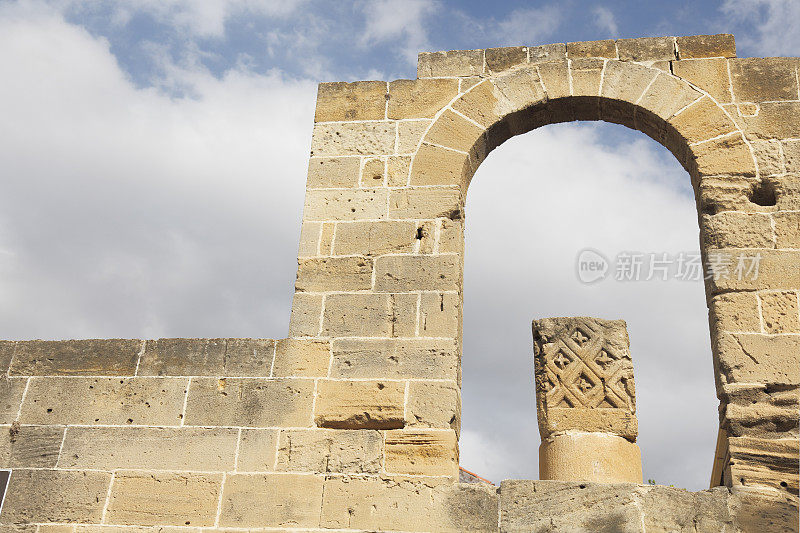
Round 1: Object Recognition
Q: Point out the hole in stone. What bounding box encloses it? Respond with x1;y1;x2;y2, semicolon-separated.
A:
701;202;717;215
579;484;586;489
749;179;776;206
780;481;788;488
416;227;424;240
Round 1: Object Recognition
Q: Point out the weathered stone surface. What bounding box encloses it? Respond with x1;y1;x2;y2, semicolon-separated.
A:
387;155;411;186
374;255;461;292
710;292;762;333
0;469;111;524
297;221;321;257
11;339;141;376
483;46;526;73
672;57;733;103
138;338;274;376
288;292;323;337
315;81;386;122
706;249;800;293
567;39;616;58
0;425;63;468
388;78;458;119
418;291;460;337
617;37;675;62
536;60;570;99
722;383;799;439
599;61;658;119
740;101;800;139
333;220;417;256
306;156;360;188
425;109;484;153
539;432;642;483
693;134;757;176
533;317;637;440
276;429;381;473
303;188;387;221
236;428;278;472
570;58;604;100
389;187;462;219
396;119;430;153
638;72;702;122
311;122;395;157
406;380;460;432
0;341;14;374
314;379;405;429
677;34;736;59
361;157;385;186
384;429;458;477
105;472;221;527
0;377;28;424
18;376;187;425
774;212;800;249
730;58;799;102
330;339;458;380
759;291;800;334
671;96;737;143
322;293;393;337
219;473;324;528
271;338;329;378
715;332;800;385
409;143;469;186
296;257;373;292
417;49;484;78
58;427;238;470
185;377;314;428
729;487;800;533
701;211;774;249
528;43;566;64
728;436;799;495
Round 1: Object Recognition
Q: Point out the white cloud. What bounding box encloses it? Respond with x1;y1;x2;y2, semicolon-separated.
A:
722;0;800;56
593;6;619;38
360;0;438;64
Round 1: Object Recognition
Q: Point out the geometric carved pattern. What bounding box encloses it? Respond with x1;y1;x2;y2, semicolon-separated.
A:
533;317;638;440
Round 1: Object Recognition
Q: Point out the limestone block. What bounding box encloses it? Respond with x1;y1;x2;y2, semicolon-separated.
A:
314;379;405;429
18;376;187;426
730;58;799;102
599;61;659;120
374;255;461;292
276;429;382;473
306;156;360;189
759;291;800;334
670;96;738;144
320;476;498;532
709;292;762;333
311;121;395;157
360;157;385;187
438;218;463;253
706;249;800;294
330;338;459;380
774;212;800;250
539;432;642;483
11;339;141;376
0;469;111;524
528;43;566;64
536;60;570;99
384;429;458;477
138;338;273;376
425;109;484;153
490;67;546;115
389;187;462;219
677;34;736;59
410;142;469;187
752;140;785;176
288;293;323;337
219;473;324;528
451;81;503;128
406;380;460;432
0;377;28;424
322;293;393;337
236;428;278;471
739;102;800;139
715;332;800;385
105;471;221;527
332;220;416;257
271;338;329;378
387;155;411;186
184;377;314;427
701;211;774;249
693;134;756;176
417;291;460;338
315;81;386;122
617;37;675;62
295;256;373;292
566;39;616;58
303;188;387;221
396;119;430;153
722;383;799;439
570;58;604;101
297;221;321;257
0;341;14;374
0;425;63;468
783;140;800;172
388;78;458;119
417;49;484;78
728;436;799;495
480;47;523;73
533;317;637;441
637;72;702;121
391;293;419;337
58;427;238;471
672;58;733;104
729;486;800;533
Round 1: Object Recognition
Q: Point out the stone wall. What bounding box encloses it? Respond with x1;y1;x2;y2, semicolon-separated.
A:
0;34;797;531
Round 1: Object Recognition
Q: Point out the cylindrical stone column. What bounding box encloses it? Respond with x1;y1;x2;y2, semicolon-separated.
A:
532;317;643;483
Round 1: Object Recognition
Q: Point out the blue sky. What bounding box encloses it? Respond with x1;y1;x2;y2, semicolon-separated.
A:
1;0;798;490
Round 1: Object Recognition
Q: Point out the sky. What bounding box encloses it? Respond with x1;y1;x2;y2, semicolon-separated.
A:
0;0;798;490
